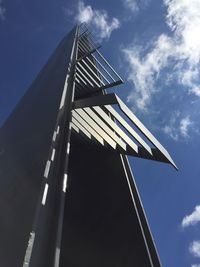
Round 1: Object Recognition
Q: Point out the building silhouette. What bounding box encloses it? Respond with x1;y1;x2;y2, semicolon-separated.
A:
0;24;176;267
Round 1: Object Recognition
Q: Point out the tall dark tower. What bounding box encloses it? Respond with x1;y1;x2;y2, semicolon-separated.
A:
0;24;176;267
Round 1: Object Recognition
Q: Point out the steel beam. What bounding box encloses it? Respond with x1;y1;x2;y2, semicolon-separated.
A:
83;107;127;152
72;111;105;146
92;106;138;154
75;109;117;149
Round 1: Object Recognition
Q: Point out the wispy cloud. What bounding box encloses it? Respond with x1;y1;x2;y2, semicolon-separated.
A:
180;116;192;137
122;0;150;13
182;205;200;228
0;0;6;21
75;1;120;40
123;0;139;13
190;241;200;258
163;114;193;140
182;206;200;266
163;111;180;141
122;0;200;110
123;34;174;110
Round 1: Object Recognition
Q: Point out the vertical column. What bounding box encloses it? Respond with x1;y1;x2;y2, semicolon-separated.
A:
120;154;162;267
23;25;79;267
53;27;79;266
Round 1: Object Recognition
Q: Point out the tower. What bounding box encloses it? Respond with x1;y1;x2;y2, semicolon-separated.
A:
0;24;176;267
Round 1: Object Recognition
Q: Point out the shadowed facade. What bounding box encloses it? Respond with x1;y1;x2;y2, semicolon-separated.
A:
0;24;176;267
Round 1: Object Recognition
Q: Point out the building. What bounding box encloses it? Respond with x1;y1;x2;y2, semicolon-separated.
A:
0;24;176;267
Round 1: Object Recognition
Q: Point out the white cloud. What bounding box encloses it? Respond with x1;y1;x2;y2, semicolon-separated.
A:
163;125;178;140
124;34;174;110
180;116;192;137
190;241;200;258
192;265;200;267
76;1;93;24
122;0;200;110
163;113;179;141
76;1;120;40
182;205;200;228
122;0;150;13
0;0;6;21
123;0;139;13
162;113;193;140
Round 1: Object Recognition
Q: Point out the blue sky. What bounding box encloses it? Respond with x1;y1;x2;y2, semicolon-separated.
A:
1;0;200;266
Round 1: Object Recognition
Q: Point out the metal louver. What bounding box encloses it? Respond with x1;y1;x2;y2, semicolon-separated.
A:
71;23;177;170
